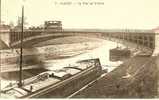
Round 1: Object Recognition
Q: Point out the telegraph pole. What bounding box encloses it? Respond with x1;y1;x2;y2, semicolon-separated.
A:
18;3;24;87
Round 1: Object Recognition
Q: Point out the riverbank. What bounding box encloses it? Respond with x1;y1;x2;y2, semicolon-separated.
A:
73;56;158;98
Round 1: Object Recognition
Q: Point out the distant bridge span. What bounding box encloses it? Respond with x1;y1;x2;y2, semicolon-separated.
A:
9;29;159;56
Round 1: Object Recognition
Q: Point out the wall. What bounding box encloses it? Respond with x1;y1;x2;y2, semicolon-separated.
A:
0;31;10;47
152;33;159;56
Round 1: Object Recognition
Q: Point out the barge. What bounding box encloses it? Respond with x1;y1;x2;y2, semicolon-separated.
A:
1;58;102;98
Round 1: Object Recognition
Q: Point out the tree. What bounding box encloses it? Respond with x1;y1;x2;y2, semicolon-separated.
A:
15;16;28;29
9;21;14;28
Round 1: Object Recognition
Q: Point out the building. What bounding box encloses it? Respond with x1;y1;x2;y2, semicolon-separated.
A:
0;24;11;47
44;21;62;32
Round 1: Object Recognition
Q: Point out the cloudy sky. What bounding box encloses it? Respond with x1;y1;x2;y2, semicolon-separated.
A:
2;0;159;29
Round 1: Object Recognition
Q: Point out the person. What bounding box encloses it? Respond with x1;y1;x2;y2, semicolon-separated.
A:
9;82;12;87
116;83;120;95
30;85;33;92
116;84;120;89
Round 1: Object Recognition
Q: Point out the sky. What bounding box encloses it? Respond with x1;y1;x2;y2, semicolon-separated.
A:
2;0;159;29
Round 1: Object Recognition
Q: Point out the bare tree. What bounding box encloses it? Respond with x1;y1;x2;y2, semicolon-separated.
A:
14;16;28;29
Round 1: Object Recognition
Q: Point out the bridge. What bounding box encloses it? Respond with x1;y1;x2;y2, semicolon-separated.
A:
6;29;158;56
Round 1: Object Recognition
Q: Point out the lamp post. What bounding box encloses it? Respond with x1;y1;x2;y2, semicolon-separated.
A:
18;0;25;87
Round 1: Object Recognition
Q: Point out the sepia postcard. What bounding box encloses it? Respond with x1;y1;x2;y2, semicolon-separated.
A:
0;0;159;99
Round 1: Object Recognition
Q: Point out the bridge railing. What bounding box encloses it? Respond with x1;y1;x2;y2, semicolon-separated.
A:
9;30;156;51
10;32;74;47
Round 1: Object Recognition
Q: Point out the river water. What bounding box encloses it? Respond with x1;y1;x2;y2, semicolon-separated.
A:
43;39;125;72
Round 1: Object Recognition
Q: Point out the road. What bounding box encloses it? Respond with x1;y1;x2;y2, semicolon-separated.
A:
71;56;158;98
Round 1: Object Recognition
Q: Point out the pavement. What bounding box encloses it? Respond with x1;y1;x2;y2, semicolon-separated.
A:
72;56;158;98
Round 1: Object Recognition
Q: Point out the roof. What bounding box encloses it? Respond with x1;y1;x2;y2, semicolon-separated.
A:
0;24;10;29
64;68;81;75
53;71;68;78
